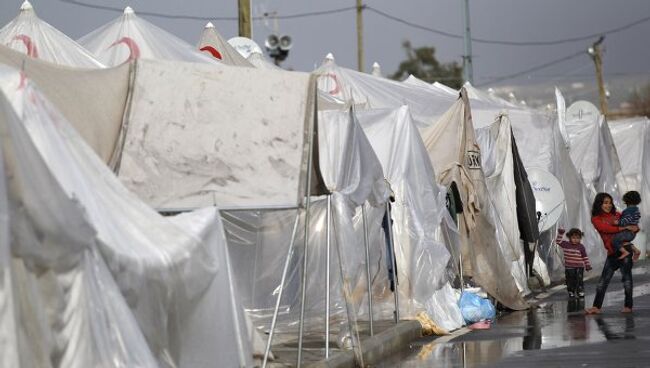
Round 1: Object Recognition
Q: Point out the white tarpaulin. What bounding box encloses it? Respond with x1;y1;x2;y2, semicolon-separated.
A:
197;22;253;67
314;54;456;127
465;83;547;285
117;58;318;209
355;106;464;331
0;66;257;367
475;115;532;295
510;90;607;281
610;117;650;242
0;44;130;163
421;90;528;310
563;100;625;203
0;1;104;68
223;108;389;363
79;7;216;66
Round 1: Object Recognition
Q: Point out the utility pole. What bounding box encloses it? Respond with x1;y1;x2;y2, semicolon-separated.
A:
588;36;608;116
461;0;473;84
238;0;252;38
356;0;365;72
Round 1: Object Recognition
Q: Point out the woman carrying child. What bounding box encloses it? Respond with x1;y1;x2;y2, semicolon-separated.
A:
585;192;639;314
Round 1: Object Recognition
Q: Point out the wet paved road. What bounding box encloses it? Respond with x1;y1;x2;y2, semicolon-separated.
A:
380;261;650;367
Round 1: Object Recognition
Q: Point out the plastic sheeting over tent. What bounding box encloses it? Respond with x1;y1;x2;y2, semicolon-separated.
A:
354;106;464;331
475;115;538;295
0;44;129;163
78;6;216;66
0;1;103;68
506;89;607;282
197;22;253;67
0;66;257;367
421;90;528;310
314;54;456;127
610;117;650;242
115;59;320;209
223;108;389;365
563;100;625;203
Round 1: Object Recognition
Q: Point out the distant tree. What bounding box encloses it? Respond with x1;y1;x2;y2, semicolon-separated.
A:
390;41;463;89
628;83;650;117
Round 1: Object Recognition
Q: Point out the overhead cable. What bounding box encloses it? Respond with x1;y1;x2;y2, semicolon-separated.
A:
58;0;356;21
365;6;650;46
477;50;587;86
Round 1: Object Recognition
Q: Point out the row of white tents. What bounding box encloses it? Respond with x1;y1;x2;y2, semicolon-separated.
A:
0;2;648;367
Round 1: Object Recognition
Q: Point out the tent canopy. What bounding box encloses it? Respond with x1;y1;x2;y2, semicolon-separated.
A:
314;54;456;127
0;1;103;68
610;117;650;239
0;65;255;367
421;90;529;310
78;6;217;66
197;22;253;67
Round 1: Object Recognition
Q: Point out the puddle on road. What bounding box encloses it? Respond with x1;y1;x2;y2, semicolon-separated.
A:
376;299;646;367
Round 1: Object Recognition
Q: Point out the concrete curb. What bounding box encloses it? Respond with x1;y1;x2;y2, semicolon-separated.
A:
307;320;422;368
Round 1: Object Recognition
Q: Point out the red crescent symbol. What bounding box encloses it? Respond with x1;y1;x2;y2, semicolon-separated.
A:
199;46;222;60
325;73;340;95
109;37;141;63
12;34;38;58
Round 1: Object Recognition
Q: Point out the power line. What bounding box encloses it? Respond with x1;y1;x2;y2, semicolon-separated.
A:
57;0;356;21
57;1;650;47
366;6;650;46
477;50;587;86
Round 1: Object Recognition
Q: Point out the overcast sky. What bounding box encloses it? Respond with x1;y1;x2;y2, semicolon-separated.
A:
2;0;650;91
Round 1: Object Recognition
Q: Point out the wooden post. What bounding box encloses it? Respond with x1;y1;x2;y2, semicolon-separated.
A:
238;0;252;38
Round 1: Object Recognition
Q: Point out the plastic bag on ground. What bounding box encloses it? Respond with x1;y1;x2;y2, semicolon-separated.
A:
459;291;496;324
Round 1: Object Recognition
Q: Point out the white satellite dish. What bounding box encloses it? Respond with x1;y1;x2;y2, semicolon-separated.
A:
526;167;565;232
566;100;600;125
227;37;262;59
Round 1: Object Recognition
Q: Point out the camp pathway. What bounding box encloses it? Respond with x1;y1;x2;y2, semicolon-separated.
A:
379;259;650;367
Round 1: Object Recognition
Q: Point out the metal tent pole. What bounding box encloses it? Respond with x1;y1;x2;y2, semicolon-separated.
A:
362;205;374;336
325;195;332;358
262;212;301;368
297;84;318;366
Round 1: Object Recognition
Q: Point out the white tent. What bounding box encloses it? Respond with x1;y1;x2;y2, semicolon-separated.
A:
445;83;606;282
421;90;529;310
354;106;464;331
78;6;216;66
314;54;456;127
405;78;544;292
609;117;650;246
197;22;253;67
0;48;385;366
0;65;256;367
563;100;626;203
504;89;607;281
0;1;103;68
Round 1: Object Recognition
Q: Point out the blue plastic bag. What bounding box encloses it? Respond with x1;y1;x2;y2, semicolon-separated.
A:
459;291;495;323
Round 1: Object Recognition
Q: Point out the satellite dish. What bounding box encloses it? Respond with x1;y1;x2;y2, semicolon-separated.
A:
526;167;565;232
566;100;600;125
227;37;262;59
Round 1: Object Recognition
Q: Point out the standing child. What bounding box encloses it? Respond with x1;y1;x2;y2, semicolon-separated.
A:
613;191;642;260
556;228;592;298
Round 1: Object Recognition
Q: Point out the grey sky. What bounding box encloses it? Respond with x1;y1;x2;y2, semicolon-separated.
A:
2;0;650;90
